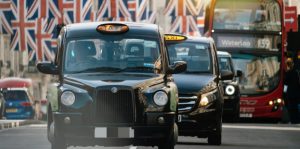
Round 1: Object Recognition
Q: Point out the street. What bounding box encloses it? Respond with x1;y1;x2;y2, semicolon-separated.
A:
0;122;300;149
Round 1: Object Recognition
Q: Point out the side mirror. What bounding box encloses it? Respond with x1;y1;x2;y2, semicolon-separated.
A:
220;70;234;80
236;70;243;77
36;62;58;75
168;61;187;74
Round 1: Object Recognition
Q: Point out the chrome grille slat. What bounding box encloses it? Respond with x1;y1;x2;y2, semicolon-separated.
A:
95;89;134;124
178;107;192;111
178;101;196;105
178;95;198;112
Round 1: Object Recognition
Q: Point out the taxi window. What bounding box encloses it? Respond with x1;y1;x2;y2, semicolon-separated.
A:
64;37;161;74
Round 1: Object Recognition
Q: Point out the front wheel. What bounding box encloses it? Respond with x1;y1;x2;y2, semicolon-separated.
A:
208;114;222;145
51;122;67;149
158;123;178;149
48;111;67;149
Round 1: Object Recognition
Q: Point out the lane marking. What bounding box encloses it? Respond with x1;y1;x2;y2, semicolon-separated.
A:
223;125;300;131
28;124;47;127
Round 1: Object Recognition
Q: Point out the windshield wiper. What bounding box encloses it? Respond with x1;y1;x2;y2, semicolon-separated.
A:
185;71;209;74
70;67;122;74
117;66;155;72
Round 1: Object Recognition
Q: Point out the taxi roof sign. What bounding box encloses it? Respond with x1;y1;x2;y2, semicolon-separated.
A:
97;24;129;34
164;34;187;42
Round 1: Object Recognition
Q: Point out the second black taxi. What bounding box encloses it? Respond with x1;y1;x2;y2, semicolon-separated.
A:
166;35;234;145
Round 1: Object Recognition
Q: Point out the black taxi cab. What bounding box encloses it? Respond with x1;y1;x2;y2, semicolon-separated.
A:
37;22;186;149
166;35;233;145
217;51;242;121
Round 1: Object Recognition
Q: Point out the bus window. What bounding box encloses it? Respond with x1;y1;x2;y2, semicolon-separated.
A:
213;0;281;31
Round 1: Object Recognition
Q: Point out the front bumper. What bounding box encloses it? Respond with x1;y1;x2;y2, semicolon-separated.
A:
53;112;175;146
177;100;220;137
240;104;283;119
223;95;239;115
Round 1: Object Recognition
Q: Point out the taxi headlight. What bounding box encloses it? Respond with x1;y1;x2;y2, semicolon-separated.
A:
153;91;168;106
200;96;209;106
225;85;235;95
61;91;75;106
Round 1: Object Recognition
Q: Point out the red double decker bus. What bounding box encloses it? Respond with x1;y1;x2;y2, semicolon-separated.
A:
205;0;286;120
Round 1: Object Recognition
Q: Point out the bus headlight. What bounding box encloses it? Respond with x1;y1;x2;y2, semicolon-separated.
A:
268;100;274;106
61;91;75;106
268;98;283;106
153;91;168;106
225;85;235;95
276;98;282;104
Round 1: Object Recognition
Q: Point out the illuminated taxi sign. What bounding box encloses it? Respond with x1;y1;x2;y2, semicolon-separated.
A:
96;24;129;33
164;34;187;41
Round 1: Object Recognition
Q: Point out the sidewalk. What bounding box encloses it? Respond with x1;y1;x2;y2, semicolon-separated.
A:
0;120;45;130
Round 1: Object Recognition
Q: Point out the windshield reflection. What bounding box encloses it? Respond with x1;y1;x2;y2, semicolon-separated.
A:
232;54;280;95
213;0;281;31
167;42;212;73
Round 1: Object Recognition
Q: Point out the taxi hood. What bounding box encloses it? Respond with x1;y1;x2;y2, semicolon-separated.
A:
63;73;164;89
173;74;217;94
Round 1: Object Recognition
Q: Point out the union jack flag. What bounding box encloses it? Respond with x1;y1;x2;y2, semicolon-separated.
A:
168;16;201;36
96;0;132;21
164;0;207;36
127;0;156;23
10;0;36;53
164;0;206;16
0;0;13;34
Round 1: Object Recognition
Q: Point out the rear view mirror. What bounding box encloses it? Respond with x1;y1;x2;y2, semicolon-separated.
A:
36;62;58;75
236;70;243;77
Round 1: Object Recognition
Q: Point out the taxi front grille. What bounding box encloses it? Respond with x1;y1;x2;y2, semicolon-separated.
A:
95;89;135;124
178;95;198;113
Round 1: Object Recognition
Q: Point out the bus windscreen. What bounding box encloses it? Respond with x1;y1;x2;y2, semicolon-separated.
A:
213;0;281;31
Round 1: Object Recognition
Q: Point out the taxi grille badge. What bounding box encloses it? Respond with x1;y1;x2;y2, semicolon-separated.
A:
111;87;118;93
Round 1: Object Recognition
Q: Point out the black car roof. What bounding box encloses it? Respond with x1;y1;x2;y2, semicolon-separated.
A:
217;51;231;57
65;21;160;38
184;36;214;44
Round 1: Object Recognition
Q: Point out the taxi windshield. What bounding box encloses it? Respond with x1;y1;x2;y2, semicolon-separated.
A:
64;36;161;74
167;42;212;73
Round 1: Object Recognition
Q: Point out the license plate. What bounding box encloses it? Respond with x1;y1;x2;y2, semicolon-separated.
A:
240;113;253;118
6;109;18;113
94;127;134;138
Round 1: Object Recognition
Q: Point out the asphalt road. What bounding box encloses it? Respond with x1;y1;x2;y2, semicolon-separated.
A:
0;123;300;149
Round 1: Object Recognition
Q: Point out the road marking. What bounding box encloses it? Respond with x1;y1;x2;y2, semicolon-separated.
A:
28;124;47;127
223;124;300;131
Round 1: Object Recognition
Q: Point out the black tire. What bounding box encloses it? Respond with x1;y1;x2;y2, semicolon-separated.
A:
208;115;222;145
51;121;67;149
0;105;3;119
230;102;240;123
48;107;67;149
158;123;178;149
0;99;5;119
